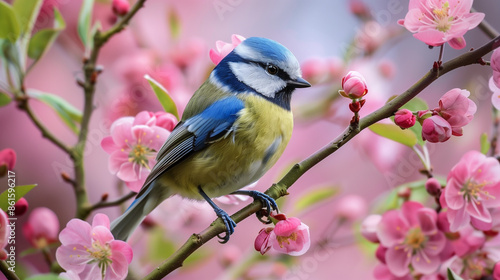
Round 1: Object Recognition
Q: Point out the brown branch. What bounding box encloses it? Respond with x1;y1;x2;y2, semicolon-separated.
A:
144;35;500;280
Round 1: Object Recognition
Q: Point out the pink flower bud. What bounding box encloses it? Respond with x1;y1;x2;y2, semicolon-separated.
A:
425;178;441;196
336;195;367;222
23;207;60;248
254;227;273;255
339;71;368;99
394;109;416;129
361;214;381;243
378;60;395;79
13;197;29;216
0;149;16;176
490;76;500;111
349;0;370;18
0;211;8;260
421;115;452;143
112;0;130;16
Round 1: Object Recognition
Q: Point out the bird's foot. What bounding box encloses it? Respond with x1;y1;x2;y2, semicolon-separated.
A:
231;190;278;224
213;207;237;244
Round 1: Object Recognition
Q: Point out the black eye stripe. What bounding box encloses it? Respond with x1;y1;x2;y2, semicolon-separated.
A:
253;61;291;81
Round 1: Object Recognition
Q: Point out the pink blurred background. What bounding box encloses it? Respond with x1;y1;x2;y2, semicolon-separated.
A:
1;0;500;279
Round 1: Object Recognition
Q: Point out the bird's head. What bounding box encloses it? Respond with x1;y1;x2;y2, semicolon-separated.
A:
211;37;310;110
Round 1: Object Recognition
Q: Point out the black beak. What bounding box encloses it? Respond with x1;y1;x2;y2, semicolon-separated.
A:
287;77;311;88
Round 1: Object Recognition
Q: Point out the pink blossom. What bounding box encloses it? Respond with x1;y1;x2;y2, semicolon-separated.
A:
22;207;59;249
421;115;452;143
56;214;133;280
362;214;382;243
398;0;484;49
435;88;476;136
168;38;206;69
218;245;242;267
101;111;173;192
377;201;446;277
442;151;500;232
492;48;500;89
209;34;246;65
335;194;367;222
378;60;396;79
394;109;416;129
490;76;500;111
270;217;311;256
339;71;368;99
254;227;273;255
0;210;9;260
112;0;130;16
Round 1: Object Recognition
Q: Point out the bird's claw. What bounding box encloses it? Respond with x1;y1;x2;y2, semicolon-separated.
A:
213;207;237;244
232;190;278;224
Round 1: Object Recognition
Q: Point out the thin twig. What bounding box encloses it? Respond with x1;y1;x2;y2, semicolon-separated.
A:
143;34;500;280
16;96;73;155
73;0;148;220
88;192;136;212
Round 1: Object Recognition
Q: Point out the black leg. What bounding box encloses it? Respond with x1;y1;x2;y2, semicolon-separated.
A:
198;186;236;244
231;190;278;223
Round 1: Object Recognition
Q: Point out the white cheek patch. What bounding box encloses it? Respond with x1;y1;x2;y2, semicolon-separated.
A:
229;62;286;98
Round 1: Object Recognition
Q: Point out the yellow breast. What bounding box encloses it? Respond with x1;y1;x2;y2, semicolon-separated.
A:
163;94;293;200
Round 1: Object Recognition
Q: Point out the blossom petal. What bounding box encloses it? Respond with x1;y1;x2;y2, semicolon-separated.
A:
56;244;92;273
465;200;491;222
110;117;134;147
447;207;470;232
411;252;440;275
110;240;133;264
92;213;110;229
59;219;92;246
416;208;437;235
385;246;411;277
401;201;423;226
377;210;410;247
101;136;119;154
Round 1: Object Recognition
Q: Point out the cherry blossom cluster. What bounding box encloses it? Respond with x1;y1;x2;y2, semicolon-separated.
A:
363;151;500;279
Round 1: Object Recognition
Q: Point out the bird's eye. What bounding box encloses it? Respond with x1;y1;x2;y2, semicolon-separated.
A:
266;64;278;75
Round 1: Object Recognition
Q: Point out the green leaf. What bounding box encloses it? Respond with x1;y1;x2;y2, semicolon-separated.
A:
78;0;95;50
0;1;21;42
145;74;179;120
400;97;428;112
369;123;417;148
0;184;37;212
26;273;61;280
294;186;339;212
12;0;42;37
28;89;82;134
148;227;176;261
0;92;12;107
27;9;65;62
447;268;464;280
168;8;181;39
480;133;490;155
28;29;58;60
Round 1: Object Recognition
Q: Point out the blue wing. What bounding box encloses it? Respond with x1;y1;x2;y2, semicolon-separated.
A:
136;97;245;197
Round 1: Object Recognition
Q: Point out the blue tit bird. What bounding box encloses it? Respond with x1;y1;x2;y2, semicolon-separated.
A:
110;37;310;243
